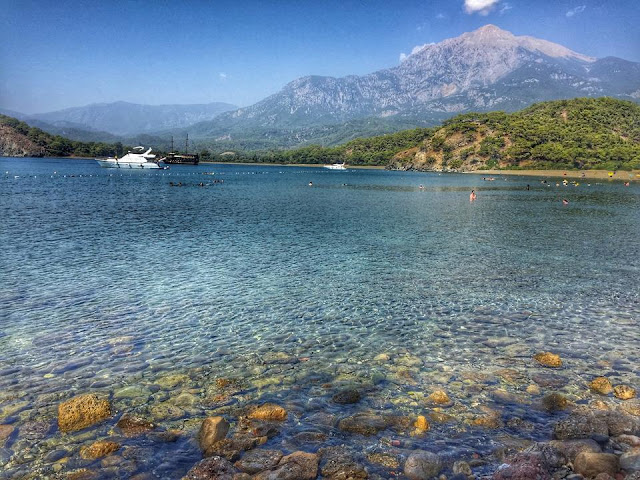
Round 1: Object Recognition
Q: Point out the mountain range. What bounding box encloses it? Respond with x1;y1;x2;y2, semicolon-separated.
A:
1;101;237;137
4;25;640;150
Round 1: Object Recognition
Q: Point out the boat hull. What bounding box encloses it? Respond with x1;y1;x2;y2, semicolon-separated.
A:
96;159;163;169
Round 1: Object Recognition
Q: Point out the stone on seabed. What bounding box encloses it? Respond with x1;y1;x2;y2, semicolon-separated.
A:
620;449;640;472
573;452;619;478
533;352;562;368
183;455;237;480
404;451;442;480
248;404;288;421
199;417;230;452
58;394;111;433
79;440;120;459
234;449;283;474
253;451;319;480
589;377;613;395
427;390;451;405
614;385;637;400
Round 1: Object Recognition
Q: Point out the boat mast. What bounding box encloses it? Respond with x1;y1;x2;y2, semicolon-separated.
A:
170;136;174;153
186;134;189;155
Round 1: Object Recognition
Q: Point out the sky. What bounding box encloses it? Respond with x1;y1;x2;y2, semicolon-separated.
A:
1;0;638;114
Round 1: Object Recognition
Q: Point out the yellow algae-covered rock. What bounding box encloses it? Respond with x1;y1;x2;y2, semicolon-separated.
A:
247;403;287;421
414;415;430;432
427;390;451;405
589;377;613;395
58;394;111;433
533;352;562;368
614;385;637;400
79;440;120;459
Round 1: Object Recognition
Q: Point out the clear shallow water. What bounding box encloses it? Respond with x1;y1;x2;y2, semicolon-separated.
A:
0;157;638;478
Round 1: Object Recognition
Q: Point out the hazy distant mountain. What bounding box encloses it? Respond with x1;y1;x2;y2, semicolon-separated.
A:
29;101;237;136
189;25;639;147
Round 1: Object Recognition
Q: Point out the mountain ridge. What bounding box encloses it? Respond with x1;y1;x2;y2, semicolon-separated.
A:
8;101;238;137
185;25;639;148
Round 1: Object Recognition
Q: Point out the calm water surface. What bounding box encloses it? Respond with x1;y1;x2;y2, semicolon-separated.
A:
0;157;638;479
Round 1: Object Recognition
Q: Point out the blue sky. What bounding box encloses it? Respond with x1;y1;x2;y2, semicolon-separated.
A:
1;0;638;114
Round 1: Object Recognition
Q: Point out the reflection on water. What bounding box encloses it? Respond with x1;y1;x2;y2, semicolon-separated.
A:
0;158;639;479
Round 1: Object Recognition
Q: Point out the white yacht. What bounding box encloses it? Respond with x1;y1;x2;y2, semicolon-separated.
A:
324;162;347;170
96;147;165;169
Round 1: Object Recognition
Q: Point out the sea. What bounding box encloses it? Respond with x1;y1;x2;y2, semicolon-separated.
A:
0;157;638;479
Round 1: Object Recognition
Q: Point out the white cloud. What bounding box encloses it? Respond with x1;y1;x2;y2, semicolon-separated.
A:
566;5;586;17
399;43;434;62
464;0;500;15
499;2;512;14
436;13;446;19
219;72;227;80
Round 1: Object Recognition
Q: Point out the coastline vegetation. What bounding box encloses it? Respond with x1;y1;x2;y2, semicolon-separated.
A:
2;97;639;171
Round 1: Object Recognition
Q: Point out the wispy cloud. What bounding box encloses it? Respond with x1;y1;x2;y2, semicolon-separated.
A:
566;5;586;17
219;72;227;80
464;0;500;15
399;43;434;63
435;13;446;19
499;2;512;14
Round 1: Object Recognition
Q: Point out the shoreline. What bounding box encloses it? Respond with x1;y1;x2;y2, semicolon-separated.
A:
200;161;386;170
471;169;639;181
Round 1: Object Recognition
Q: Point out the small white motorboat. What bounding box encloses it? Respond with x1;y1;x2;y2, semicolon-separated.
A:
96;147;166;169
324;162;346;170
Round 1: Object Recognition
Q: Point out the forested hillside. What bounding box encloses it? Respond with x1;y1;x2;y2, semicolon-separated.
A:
0;115;125;157
225;98;640;171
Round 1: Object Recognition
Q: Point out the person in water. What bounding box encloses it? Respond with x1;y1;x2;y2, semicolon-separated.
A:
308;181;313;186
470;190;477;201
562;199;569;205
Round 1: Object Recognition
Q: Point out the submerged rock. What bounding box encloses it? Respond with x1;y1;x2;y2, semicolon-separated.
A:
620;449;640;472
426;390;452;406
414;415;430;432
0;424;14;447
614;385;637;400
542;393;570;412
253;451;319;480
58;394;111;433
183;455;237;480
235;449;283;474
199;417;230;453
573;452;619;478
590;377;614;395
404;451;442;480
554;411;609;440
332;389;361;405
248;404;288;421
366;453;399;469
548;439;601;462
115;414;155;437
533;352;562;368
492;452;551;480
319;446;367;480
338;414;388;436
79;440;120;460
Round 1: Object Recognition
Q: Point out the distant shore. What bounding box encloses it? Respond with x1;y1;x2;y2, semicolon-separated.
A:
200;161;387;170
471;169;639;180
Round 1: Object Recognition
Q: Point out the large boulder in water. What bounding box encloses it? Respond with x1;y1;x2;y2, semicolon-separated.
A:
404;451;442;480
58;394;111;433
182;455;237;480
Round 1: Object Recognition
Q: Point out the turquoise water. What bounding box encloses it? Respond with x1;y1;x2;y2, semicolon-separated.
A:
0;157;639;478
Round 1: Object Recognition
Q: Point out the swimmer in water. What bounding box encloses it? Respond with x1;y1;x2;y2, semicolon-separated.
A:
562;199;569;205
470;190;477;202
308;181;313;186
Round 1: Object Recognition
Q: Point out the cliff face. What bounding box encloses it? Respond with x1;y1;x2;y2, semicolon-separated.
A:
0;124;45;157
